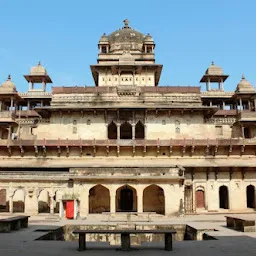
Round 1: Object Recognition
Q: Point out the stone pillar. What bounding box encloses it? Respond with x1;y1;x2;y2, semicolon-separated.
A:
242;126;245;138
27;100;30;110
42;81;46;92
8;126;11;140
50;195;54;214
110;193;116;215
248;101;251;111
0;101;2;111
117;123;120;140
220;78;224;90
132;123;135;140
222;101;225;110
29;81;32;91
254;98;256;112
137;187;143;213
10;97;14;111
9;196;13;214
144;124;147;140
206;78;211;91
240;98;243;111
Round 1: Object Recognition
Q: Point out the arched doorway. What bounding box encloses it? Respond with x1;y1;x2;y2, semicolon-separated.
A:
13;189;25;213
246;185;255;208
196;189;205;209
108;121;117;139
38;189;50;213
219;186;229;209
120;122;132;139
116;185;137;212
143;185;165;214
0;189;9;212
135;121;145;139
89;185;110;213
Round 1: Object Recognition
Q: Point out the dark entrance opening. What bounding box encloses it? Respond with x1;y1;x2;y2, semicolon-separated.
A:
120;122;132;139
244;127;251;138
135;121;145;139
219;186;229;209
120;188;133;211
108;121;117;139
196;190;205;209
247;185;255;208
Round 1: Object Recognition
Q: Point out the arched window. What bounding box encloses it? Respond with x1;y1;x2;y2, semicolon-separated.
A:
120;122;132;139
135;121;145;139
246;185;255;208
108;121;117;139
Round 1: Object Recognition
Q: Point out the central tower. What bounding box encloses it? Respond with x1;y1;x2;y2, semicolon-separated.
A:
91;19;162;87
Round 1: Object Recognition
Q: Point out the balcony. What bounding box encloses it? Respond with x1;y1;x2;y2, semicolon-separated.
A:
237;110;256;122
0;111;16;123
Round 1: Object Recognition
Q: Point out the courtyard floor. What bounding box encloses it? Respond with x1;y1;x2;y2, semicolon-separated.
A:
0;213;256;256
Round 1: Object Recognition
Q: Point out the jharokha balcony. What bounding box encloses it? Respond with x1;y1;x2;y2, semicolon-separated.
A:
0;138;255;157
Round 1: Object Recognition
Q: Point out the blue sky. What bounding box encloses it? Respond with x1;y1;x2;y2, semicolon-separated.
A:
0;0;255;92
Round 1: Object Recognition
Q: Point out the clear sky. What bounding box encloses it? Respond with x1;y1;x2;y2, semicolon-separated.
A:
0;0;255;92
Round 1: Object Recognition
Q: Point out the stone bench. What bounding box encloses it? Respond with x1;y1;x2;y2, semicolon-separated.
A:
73;229;177;251
0;215;30;232
225;216;255;232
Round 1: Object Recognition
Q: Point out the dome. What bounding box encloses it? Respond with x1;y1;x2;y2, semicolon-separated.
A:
205;61;223;76
236;75;255;93
144;33;154;43
106;19;146;52
99;33;109;43
1;75;16;89
30;62;47;76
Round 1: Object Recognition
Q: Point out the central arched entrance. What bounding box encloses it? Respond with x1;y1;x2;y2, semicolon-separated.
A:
116;185;137;212
89;185;110;213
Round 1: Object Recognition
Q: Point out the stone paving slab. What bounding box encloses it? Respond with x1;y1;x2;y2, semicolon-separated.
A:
0;214;256;255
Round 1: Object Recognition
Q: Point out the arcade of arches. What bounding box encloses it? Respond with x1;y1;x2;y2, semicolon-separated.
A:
0;183;255;216
107;121;145;140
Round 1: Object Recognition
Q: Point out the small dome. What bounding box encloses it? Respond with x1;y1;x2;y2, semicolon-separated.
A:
205;61;224;76
99;33;109;43
30;62;47;76
1;75;16;89
144;33;154;43
236;75;255;93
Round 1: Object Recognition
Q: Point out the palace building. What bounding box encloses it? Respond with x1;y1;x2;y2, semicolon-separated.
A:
0;20;255;218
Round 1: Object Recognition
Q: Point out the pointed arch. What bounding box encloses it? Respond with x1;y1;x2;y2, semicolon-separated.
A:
108;121;117;139
38;189;50;213
89;184;110;213
116;185;137;212
143;184;165;214
120;122;132;139
135;121;145;139
13;188;25;213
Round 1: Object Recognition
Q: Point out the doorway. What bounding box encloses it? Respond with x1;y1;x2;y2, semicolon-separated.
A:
219;186;229;209
116;185;137;212
246;185;255;208
196;190;205;209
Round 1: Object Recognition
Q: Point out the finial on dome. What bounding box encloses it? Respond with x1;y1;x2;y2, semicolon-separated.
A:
38;61;41;66
242;74;245;80
123;18;130;28
211;61;214;65
7;74;11;81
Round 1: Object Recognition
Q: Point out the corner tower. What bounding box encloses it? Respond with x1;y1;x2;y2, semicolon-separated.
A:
91;19;162;87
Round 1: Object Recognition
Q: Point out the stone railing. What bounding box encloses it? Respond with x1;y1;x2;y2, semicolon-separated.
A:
0;111;16;119
0;138;255;147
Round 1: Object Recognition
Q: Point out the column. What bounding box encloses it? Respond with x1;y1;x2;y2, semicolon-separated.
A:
254;98;256;112
10;97;14;111
242;126;245;138
27;100;30;111
110;191;116;215
42;81;46;92
117;123;120;140
248;101;251;111
240;98;243;111
137;187;143;213
132;123;135;140
0;101;2;111
50;196;54;214
9;196;13;213
8;126;11;140
206;78;211;91
222;101;225;110
29;81;32;91
220;78;224;90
